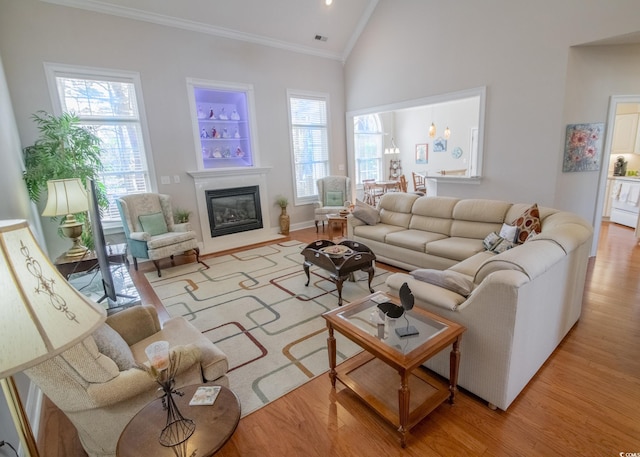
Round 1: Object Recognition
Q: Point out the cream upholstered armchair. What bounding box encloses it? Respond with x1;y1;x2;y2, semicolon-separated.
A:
314;176;351;232
117;193;202;276
24;305;229;457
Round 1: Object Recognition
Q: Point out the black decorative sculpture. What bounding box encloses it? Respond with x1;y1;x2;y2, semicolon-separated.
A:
377;282;419;337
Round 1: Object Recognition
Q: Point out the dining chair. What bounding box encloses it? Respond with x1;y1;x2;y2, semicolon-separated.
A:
412;172;426;194
363;179;384;206
398;174;408;192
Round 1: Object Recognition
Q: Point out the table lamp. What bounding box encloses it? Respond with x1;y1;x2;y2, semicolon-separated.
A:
41;178;89;257
0;219;107;457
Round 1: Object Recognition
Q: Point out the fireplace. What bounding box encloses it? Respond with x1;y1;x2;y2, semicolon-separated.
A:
205;185;263;237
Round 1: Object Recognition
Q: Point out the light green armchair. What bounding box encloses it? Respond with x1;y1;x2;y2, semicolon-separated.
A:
116;193;203;276
313;176;351;232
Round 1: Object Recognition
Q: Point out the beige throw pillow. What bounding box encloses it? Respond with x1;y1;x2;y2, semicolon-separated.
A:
352;199;380;225
409;269;475;297
92;323;137;371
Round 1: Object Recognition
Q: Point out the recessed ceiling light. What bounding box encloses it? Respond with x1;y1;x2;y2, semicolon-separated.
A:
326;0;333;5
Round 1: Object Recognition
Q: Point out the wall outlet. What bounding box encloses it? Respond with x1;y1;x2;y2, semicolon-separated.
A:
338;164;345;171
161;176;170;185
173;175;180;183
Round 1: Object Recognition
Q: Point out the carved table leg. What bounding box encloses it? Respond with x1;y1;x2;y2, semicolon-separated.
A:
398;370;410;448
449;336;461;404
303;261;311;286
365;265;375;293
335;277;344;306
327;325;337;388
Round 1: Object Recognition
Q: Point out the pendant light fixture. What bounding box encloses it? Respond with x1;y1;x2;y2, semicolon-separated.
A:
428;123;436;138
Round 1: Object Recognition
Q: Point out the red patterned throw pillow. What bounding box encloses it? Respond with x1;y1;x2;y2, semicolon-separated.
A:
512;203;541;244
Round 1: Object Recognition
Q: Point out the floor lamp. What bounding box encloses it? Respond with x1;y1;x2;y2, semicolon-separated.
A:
0;219;107;457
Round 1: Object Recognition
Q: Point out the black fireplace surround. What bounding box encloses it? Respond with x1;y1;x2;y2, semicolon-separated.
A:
205;186;263;237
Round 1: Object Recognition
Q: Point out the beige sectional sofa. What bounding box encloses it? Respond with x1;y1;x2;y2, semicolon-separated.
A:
347;192;593;410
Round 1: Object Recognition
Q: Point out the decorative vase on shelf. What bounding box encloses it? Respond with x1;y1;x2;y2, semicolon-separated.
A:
279;206;290;236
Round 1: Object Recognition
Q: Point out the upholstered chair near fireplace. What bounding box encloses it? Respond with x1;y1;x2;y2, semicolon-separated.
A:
314;176;351;232
117;193;203;276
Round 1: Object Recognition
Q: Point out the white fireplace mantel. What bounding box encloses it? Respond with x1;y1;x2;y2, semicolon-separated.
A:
187;167;273;179
187;167;283;254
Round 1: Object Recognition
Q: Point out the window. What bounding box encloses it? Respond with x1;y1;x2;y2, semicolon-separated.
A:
45;64;153;222
354;114;383;185
287;91;329;204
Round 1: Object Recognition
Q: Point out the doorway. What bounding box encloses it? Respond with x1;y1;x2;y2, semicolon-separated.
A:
593;95;640;250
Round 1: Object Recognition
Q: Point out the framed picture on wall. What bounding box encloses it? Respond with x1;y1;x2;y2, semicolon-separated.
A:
433;137;447;152
415;143;428;164
562;122;604;172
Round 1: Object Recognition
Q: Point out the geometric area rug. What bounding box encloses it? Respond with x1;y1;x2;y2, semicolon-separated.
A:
145;239;391;417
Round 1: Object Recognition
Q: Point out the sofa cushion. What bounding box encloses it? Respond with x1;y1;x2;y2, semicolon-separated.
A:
425;237;485;261
352;223;406;243
92;324;137;371
512;203;541;244
449;251;495;277
385;229;447;252
139;212;168;236
352;199;380;225
410;269;475;296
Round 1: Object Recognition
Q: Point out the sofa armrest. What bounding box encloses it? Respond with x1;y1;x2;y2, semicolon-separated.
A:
106;305;162;346
87;344;201;408
172;222;192;232
129;231;151;241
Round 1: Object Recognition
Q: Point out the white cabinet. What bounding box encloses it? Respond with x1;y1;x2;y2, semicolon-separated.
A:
612;113;639;154
187;79;258;170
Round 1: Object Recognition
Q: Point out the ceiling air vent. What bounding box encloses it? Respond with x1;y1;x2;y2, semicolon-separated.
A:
314;35;328;42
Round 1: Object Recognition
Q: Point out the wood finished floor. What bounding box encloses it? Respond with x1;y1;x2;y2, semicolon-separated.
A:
39;222;640;456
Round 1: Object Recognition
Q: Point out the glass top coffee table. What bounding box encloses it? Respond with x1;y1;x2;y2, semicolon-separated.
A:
322;291;466;447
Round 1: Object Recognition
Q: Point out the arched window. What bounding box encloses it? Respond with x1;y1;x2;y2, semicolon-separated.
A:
353;114;383;185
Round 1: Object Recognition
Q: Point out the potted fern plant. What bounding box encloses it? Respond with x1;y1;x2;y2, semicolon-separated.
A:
23;111;108;249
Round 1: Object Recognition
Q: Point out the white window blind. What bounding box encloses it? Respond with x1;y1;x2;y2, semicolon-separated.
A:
47;65;152;222
288;92;329;202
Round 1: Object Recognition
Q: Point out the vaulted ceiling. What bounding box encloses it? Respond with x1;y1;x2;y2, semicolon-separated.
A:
42;0;379;61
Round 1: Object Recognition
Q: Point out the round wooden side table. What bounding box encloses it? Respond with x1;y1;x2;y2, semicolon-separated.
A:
116;384;240;457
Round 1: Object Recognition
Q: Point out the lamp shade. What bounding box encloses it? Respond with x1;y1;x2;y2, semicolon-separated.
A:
0;220;106;378
42;178;89;217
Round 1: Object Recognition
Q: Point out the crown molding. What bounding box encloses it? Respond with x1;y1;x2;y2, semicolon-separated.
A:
41;0;345;61
342;0;378;62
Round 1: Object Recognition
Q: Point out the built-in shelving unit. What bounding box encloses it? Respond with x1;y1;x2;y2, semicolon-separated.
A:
187;78;258;170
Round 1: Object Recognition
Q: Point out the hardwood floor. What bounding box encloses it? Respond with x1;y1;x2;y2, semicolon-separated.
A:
39;222;640;456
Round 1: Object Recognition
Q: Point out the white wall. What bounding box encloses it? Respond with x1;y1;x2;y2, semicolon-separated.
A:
0;0;346;258
345;0;640;224
0;52;42;457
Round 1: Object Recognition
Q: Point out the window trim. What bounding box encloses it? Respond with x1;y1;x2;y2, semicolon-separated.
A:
353;113;384;187
286;89;331;206
43;62;157;226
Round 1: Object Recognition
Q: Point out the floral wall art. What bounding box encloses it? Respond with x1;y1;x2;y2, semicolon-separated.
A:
562;123;604;172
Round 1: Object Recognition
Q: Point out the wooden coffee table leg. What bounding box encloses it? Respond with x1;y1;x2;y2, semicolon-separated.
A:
303;261;311;286
327;325;337;388
364;266;375;293
398;370;410;448
449;336;461;404
335;277;344;306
